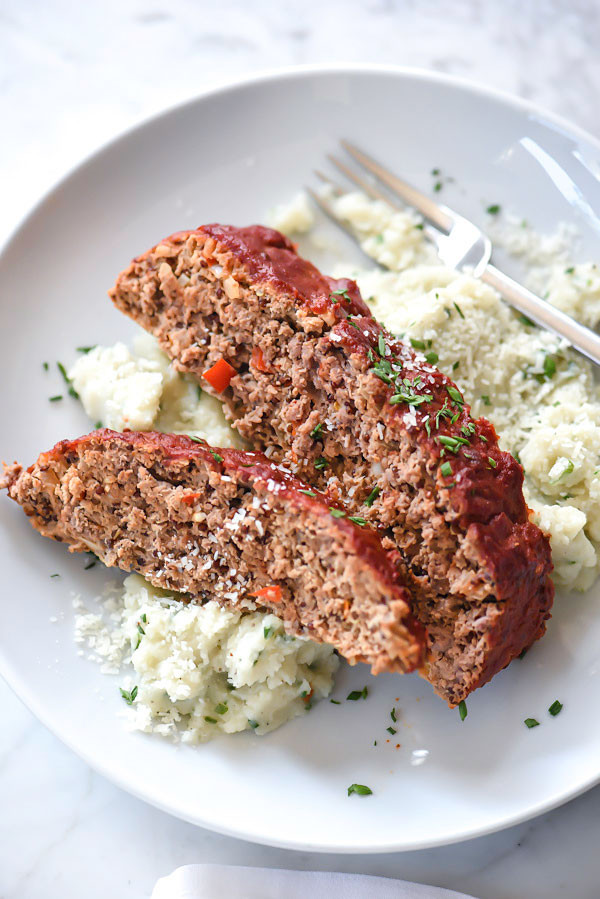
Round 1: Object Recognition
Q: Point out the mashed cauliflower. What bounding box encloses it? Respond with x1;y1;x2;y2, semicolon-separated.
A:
317;190;600;590
118;575;337;742
74;575;337;743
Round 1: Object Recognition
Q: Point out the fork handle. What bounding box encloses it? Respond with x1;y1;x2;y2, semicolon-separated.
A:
480;263;600;368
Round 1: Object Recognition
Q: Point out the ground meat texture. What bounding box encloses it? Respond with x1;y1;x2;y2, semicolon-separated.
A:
1;430;424;675
109;224;555;705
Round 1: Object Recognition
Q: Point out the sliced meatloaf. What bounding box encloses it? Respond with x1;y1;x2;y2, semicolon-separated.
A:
110;224;554;705
1;429;424;674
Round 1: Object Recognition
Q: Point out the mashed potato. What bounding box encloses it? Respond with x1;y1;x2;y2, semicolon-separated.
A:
319;190;600;591
70;336;336;742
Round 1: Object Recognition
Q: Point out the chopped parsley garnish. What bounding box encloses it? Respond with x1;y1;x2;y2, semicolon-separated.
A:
565;266;575;274
189;435;207;444
57;361;79;399
120;685;138;705
486;204;501;215
49;394;63;402
347;687;368;701
330;288;351;303
204;716;218;724
518;647;528;660
330;699;341;704
50;573;60;578
425;351;438;365
390;707;397;722
378;334;387;357
431;168;440;175
518;314;534;327
433;181;442;192
390;378;433;406
424;415;431;436
299;489;316;497
453;302;465;320
435;400;452;428
42;361;49;371
438;435;469;452
524;718;540;729
452;360;460;371
56;361;69;381
263;626;273;638
488;457;498;469
440;461;453;477
209;451;223;462
314;457;329;471
386;727;397;735
458;700;467;721
330;508;346;519
137;622;145;635
349;516;367;526
372;358;393;384
446;385;464;405
248;719;259;729
481;395;491;406
543;354;557;379
94;421;102;429
410;337;426;350
347;783;372;796
215;703;228;715
548;700;563;717
76;345;97;354
364;485;380;507
196;385;203;400
310;422;324;440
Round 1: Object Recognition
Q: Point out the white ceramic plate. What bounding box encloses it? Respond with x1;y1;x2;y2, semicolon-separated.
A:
2;67;600;854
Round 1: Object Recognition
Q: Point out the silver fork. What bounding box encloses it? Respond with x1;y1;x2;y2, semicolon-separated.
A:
308;141;600;368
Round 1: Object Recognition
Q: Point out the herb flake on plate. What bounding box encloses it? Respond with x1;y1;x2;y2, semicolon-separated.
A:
347;783;373;796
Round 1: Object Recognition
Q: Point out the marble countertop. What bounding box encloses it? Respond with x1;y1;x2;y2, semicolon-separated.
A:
2;2;600;896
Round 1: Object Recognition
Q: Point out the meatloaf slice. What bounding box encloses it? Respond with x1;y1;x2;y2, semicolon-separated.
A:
109;224;554;705
1;429;424;674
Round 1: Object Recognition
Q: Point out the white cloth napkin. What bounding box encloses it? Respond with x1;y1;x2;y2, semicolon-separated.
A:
151;864;478;898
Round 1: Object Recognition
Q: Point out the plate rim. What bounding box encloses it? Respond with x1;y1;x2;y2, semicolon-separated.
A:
2;63;600;854
3;62;600;258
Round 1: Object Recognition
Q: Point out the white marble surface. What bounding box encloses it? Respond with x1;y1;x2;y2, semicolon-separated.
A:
2;2;600;896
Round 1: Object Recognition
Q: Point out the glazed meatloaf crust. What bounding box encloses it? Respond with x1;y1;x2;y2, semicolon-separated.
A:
110;224;554;705
1;429;424;674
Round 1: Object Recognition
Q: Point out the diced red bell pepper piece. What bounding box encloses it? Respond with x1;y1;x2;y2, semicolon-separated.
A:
250;585;283;603
202;357;236;393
